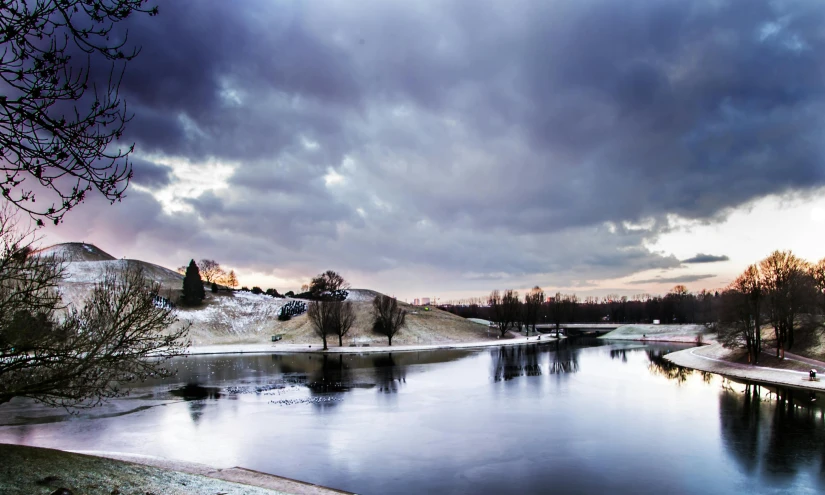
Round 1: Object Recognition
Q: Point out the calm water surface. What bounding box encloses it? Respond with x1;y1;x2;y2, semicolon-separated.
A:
1;339;824;495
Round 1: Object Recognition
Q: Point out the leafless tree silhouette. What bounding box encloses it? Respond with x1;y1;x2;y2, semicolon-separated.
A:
0;0;159;225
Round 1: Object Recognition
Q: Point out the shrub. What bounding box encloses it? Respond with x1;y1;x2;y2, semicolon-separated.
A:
279;300;307;320
251;286;263;295
211;282;218;293
285;290;295;297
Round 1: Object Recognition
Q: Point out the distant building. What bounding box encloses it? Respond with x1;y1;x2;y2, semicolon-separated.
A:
421;297;430;305
413;298;420;306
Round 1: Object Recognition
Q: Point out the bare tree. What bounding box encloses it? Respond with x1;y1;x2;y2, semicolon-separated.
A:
0;211;189;407
524;286;544;335
372;295;406;346
488;290;508;337
488;289;520;338
718;265;763;364
197;259;226;285
307;301;334;350
0;0;159;226
760;250;811;357
810;258;825;327
331;301;356;347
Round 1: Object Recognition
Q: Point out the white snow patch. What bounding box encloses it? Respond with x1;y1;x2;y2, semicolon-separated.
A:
178;292;288;334
61;260;130;283
467;318;493;326
345;289;377;302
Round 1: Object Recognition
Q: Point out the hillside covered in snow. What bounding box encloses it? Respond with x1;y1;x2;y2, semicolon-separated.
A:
41;243;493;347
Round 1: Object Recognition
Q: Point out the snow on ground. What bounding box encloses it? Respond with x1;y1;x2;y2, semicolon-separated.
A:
600;324;712;343
59;259;183;287
178;292;287;335
61;260;130;283
35;242;116;262
345;289;379;302
467;318;493;326
665;343;825;392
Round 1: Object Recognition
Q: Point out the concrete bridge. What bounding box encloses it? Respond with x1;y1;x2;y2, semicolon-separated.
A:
534;323;620;336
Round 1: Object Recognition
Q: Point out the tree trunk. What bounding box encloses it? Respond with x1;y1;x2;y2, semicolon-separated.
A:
322;336;328;350
787;323;795;350
754;316;761;365
338;334;343;347
774;326;780;358
388;335;392;346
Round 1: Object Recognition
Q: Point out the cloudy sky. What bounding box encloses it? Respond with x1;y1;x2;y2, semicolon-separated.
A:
41;0;825;301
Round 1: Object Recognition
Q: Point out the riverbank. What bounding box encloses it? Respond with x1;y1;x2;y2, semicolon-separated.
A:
664;342;825;392
187;333;556;355
599;323;711;344
0;443;355;494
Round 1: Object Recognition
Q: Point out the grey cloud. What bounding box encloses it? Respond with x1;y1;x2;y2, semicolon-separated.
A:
129;157;173;189
45;0;825;296
682;253;731;264
630;274;716;285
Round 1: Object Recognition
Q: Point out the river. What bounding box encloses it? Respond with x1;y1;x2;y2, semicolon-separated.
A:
1;339;823;494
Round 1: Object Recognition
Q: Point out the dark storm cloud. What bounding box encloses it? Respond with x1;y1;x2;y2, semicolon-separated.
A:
53;0;825;293
682;254;731;264
129;157;173;189
630;274;716;285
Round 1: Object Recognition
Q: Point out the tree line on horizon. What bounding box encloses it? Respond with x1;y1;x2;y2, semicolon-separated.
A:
440;250;825;364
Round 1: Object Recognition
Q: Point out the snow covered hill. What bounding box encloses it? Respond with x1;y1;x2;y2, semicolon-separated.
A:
39;243;493;347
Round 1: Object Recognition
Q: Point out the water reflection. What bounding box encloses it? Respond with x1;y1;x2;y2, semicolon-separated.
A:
4;342;825;494
646;348;692;383
372;354;406;394
491;340;582;381
549;339;579;374
719;382;825;485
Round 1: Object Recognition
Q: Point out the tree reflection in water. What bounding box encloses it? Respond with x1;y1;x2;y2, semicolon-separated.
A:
307;354;353;394
490;340;580;381
609;348;630;363
646;349;692;383
549;339;579;374
719;382;825;483
372;353;406;393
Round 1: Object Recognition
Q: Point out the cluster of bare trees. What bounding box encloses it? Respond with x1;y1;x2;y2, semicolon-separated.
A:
487;287;579;337
446;288;719;327
0;209;189;407
306;292;408;349
718;250;825;363
307;300;356;350
0;1;193;411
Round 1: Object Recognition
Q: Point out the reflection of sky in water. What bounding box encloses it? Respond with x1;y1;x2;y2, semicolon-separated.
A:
1;341;824;495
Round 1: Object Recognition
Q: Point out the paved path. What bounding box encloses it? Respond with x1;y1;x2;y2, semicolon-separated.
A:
665;343;825;391
188;333;556;356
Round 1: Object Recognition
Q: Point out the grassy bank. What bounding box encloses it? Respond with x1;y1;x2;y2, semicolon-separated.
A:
0;444;283;495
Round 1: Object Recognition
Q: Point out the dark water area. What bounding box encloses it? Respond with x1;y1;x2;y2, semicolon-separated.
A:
2;339;825;494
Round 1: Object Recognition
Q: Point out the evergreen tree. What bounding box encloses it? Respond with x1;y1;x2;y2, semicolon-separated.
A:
182;259;205;306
